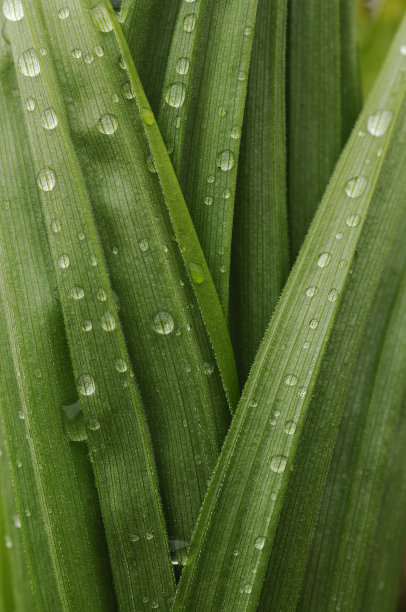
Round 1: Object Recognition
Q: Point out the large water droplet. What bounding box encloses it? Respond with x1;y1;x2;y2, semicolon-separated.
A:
169;539;189;566
270;455;287;474
81;319;92;332
3;0;23;21
189;262;205;285
216;150;234;172
91;5;113;32
97;288;107;302
71;286;84;300
18;49;40;77
309;319;319;329
165;83;186;108
94;45;104;57
346;214;360;227
87;418;100;431
328;288;339;303
317;252;331;268
230;125;241;140
58;254;70;269
40;108;58;130
345;176;367;198
255;537;265;550
98;114;118;134
122;82;135;99
285;421;296;435
5;535;12;549
115;358;127;373
72;48;82;59
306;286;318;297
77;374;95;396
285;374;298;387
37;168;56;191
101;312;116;332
58;7;70;19
139;239;149;252
141;107;155;125
203;363;214;376
367;110;392;137
176;57;190;75
183;14;196;32
152;311;174;335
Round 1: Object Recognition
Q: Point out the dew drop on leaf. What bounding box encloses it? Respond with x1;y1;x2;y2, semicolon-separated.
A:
203;363;214;375
231;125;241;139
204;196;213;206
115;359;127;373
255;536;265;550
183;14;196;32
77;374;95;396
152;311;174;335
3;0;24;21
18;49;40;77
189;262;205;285
98;114;118;135
345;176;367;198
285;374;297;387
122;82;135;99
176;57;190;75
26;97;35;112
91;5;113;32
94;45;104;57
97;288;107;302
101;312;116;332
317;252;331;268
285;421;296;435
51;219;61;233
87;418;100;431
367;110;393;137
217;150;235;171
309;319;319;329
81;319;92;332
58;254;70;269
141;107;155;125
165;83;186;108
139;239;149;251
306;286;318;297
84;54;94;64
328;288;339;302
37;168;56;191
71;286;84;300
346;214;360;227
270;455;287;474
58;7;69;19
40;108;58;130
72;49;82;59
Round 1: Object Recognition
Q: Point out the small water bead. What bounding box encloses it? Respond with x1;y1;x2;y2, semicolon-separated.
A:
298;387;307;398
3;0;23;20
91;4;113;32
16;459;22;468
217;150;235;172
345;176;367;198
77;231;85;241
18;411;25;420
255;537;265;550
81;319;92;332
39;47;47;56
270;455;287;474
122;82;135;99
237;70;247;81
204;196;213;206
58;254;70;269
285;421;296;435
5;535;12;549
146;155;157;173
285;374;298;387
219;264;226;274
51;219;61;233
40;108;58;130
207;174;215;184
189;262;205;285
203;363;214;376
175;116;182;129
112;246;118;255
346;214;360;227
401;45;406;56
328;288;339;303
317;252;331;268
306;286;318;297
151;603;159;609
89;255;98;267
115;358;127;373
242;585;252;594
77;374;95;396
249;400;258;408
119;55;127;70
244;25;253;36
71;286;84;300
165;83;186;108
309;319;319;329
129;534;139;542
231;125;241;139
139;238;149;251
339;259;348;269
217;105;227;117
141;107;155;125
335;232;343;240
25;98;36;113
145;532;154;540
183;14;196;32
101;312;116;332
95;45;104;57
58;7;70;19
13;514;21;529
18;49;40;77
367;110;393;137
223;189;231;200
37;168;56;192
97;288;107;302
152;311;174;335
176;57;190;75
72;49;82;59
84;54;94;64
98;114;118;135
303;341;310;349
87;418;100;431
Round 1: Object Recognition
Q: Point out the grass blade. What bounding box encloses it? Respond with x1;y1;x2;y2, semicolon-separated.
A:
5;4;175;607
119;0;181;112
230;0;289;382
0;31;116;610
288;0;341;260
158;0;258;312
174;13;406;610
340;0;362;142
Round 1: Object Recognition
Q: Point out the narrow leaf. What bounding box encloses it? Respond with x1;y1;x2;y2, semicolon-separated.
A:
340;0;362;142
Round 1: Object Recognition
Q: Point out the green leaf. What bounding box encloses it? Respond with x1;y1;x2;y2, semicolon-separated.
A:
174;12;406;610
288;0;342;260
230;0;289;383
158;0;259;313
340;0;362;142
5;4;175;607
0;34;116;610
120;0;181;113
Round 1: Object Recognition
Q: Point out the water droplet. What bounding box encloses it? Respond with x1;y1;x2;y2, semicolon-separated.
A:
345;176;367;198
335;232;343;240
317;252;331;268
146;532;154;540
3;0;23;20
203;363;214;375
77;374;95;396
285;421;296;435
183;14;196;32
72;48;82;59
270;455;287;474
328;288;339;303
5;535;12;549
81;319;92;332
58;7;69;19
129;534;139;542
346;214;360;227
249;400;258;408
306;286;318;297
77;232;85;241
217;104;227;117
58;254;70;269
244;25;253;36
207;174;215;183
233;549;239;556
18;49;40;77
165;83;186;108
71;286;84;300
87;418;100;431
255;537;265;550
98;114;118;135
141;107;155;125
242;584;252;594
401;45;406;56
112;246;118;255
18;410;24;420
146;154;157;173
204;196;213;206
367;110;392;137
189;262;205;285
152;311;174;335
303;341;310;349
37;168;56;192
16;459;22;468
285;374;297;387
151;603;159;609
89;254;98;267
309;319;319;329
122;81;135;99
84;53;94;64
26;97;35;112
101;312;116;332
40;108;58;130
169;539;189;565
39;47;46;56
95;45;104;57
237;70;247;81
13;514;21;529
115;358;127;373
139;239;149;251
97;288;107;302
91;4;113;32
217;150;234;171
231;125;241;139
51;219;61;233
176;57;190;75
298;387;307;398
223;189;231;200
